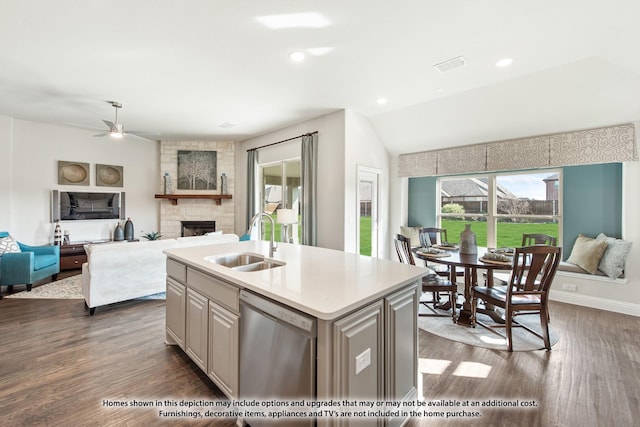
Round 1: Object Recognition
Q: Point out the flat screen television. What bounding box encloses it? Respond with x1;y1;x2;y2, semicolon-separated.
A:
52;190;125;221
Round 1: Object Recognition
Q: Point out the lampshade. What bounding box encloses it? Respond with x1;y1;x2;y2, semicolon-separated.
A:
276;208;296;224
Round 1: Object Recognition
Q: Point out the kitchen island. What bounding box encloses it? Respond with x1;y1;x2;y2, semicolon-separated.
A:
164;240;427;427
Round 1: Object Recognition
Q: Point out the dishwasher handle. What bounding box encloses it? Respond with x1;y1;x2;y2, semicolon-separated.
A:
240;289;316;337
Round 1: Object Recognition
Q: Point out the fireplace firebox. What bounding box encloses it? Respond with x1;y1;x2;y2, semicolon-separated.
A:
181;221;216;237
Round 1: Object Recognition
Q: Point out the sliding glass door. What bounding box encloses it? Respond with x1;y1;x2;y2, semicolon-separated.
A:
259;160;301;243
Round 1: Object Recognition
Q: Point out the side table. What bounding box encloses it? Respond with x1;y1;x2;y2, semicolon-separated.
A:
59;242;90;272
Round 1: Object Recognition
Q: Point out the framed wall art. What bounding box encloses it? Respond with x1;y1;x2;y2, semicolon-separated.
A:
58;161;90;186
96;164;124;187
177;150;217;190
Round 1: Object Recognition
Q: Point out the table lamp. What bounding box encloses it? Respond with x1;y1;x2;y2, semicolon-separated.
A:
276;208;297;243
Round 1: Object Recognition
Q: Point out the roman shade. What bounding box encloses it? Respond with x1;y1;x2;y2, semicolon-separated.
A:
398;123;637;177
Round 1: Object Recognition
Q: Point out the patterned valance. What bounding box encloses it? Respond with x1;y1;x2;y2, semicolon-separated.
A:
398;123;637;177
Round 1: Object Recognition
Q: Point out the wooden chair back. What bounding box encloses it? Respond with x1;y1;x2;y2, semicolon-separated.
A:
419;227;448;247
509;245;561;294
394;234;416;266
521;233;557;246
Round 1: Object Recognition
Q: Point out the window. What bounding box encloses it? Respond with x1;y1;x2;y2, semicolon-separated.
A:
259;160;301;243
438;171;561;248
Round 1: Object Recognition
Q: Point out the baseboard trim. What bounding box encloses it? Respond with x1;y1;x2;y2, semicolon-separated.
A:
549;290;640;317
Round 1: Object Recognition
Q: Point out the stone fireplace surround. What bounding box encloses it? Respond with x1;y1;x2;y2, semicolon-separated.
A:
159;141;234;238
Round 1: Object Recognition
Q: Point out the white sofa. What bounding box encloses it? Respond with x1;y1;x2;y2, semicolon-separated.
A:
82;233;239;314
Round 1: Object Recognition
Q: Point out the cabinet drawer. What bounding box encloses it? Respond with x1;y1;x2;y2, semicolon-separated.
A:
167;258;187;282
61;255;86;270
187;267;239;313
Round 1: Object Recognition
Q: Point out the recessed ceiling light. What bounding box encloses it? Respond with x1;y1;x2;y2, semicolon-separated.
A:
218;122;236;129
376;98;388;105
289;51;306;62
255;12;331;29
496;58;513;67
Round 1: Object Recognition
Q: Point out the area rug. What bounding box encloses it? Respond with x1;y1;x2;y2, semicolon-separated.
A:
4;275;165;301
418;306;559;352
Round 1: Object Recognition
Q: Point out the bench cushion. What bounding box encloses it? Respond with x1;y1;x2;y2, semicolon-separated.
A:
566;234;608;274
595;233;632;279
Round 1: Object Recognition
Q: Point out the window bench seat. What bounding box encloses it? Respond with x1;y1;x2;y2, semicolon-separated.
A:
556;261;627;284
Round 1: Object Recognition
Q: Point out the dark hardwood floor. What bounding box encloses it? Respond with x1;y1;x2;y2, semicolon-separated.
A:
1;292;638;426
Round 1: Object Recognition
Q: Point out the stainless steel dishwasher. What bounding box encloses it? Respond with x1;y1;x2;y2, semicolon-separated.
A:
239;289;316;427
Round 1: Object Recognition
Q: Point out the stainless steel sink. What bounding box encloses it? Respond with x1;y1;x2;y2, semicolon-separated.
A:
206;252;285;272
208;252;265;268
233;260;286;272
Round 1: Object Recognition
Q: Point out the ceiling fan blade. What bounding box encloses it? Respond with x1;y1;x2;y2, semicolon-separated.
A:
93;132;109;137
103;120;117;131
123;132;156;142
128;130;161;136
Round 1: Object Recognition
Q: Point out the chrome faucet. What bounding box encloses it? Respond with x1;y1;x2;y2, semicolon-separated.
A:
249;212;278;258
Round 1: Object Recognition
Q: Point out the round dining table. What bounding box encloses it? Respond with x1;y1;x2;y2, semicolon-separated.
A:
414;246;513;326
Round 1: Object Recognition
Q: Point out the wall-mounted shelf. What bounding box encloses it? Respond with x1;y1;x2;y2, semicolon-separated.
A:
154;194;232;206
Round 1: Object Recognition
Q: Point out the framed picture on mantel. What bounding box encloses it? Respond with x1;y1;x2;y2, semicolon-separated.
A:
177;150;217;190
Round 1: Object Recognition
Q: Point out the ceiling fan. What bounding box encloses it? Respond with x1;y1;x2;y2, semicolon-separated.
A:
93;101;160;141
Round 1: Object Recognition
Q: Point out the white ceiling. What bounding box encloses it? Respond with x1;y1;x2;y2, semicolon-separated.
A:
1;0;639;155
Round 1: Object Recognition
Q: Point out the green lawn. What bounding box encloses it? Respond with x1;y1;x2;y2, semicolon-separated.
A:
360;216;372;255
441;219;559;248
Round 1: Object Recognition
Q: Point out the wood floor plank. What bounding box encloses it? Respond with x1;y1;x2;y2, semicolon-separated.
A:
1;296;639;426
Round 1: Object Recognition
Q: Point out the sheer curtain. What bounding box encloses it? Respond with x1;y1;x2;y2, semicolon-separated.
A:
301;133;318;246
246;149;258;230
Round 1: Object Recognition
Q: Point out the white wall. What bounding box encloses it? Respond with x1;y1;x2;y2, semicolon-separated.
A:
235;111;346;250
0;116;13;228
0;116;160;245
344;110;391;258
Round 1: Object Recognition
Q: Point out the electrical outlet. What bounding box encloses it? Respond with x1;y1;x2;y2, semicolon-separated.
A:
355;348;371;375
562;283;577;292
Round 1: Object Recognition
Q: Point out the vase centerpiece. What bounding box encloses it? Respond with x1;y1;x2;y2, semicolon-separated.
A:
459;224;477;254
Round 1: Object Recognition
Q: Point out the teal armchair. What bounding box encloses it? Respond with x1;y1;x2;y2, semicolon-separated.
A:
0;231;60;293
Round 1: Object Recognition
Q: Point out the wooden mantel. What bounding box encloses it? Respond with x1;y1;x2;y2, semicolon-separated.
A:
154;194;232;206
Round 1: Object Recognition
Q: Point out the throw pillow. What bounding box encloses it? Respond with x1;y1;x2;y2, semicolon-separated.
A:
595;233;632;279
400;226;421;247
0;235;21;255
566;234;608;275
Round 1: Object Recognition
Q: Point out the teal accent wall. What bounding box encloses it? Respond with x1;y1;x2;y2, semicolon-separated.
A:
408;176;437;227
407;164;623;259
563;163;622;254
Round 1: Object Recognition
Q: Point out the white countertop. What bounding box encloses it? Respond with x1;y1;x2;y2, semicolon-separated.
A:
164;241;427;320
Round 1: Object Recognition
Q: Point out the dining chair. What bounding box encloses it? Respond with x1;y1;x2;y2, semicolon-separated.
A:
521;233;557;246
491;232;559;286
418;227;448;247
394;234;457;320
418;227;464;279
471;245;561;351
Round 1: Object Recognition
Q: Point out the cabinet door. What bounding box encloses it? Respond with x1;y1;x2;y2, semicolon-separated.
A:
333;300;384;426
186;289;208;373
208;301;239;399
385;284;419;427
166;278;186;349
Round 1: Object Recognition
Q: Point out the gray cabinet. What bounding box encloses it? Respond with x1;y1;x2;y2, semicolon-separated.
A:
384;285;419;427
333;300;385;426
166;278;186;349
166;261;240;400
208;300;239;399
186;288;209;372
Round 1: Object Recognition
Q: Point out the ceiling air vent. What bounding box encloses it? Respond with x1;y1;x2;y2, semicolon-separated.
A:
218;122;236;129
434;56;466;73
